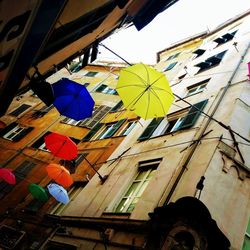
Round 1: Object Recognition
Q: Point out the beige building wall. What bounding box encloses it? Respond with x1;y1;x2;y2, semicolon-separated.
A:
49;12;250;250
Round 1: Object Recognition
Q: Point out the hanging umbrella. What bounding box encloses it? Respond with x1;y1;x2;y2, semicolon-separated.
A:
52;78;95;121
116;63;174;119
44;132;78;160
28;183;48;202
47;183;69;204
45;163;73;188
0;168;16;184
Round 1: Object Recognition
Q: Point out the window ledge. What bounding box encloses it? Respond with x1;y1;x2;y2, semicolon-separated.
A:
101;212;131;219
137;127;198;142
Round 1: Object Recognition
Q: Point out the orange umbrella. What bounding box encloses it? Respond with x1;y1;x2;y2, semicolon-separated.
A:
45;163;73;188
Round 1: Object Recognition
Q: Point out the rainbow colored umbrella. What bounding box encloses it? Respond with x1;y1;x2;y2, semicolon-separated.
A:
44;132;78;160
28;183;48;202
45;163;73;188
52;78;95;121
47;183;69;204
0;168;16;184
116;63;174;119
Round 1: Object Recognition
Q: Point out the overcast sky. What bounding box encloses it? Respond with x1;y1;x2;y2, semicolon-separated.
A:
98;0;250;64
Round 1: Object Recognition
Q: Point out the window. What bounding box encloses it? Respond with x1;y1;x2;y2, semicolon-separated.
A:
186;79;210;97
61;105;111;128
84;71;98;77
95;84;117;95
9;104;31;116
242;217;250;250
31;105;54;119
195;51;227;74
0;161;36;199
49;184;85;216
213;30;237;46
110;101;124;112
118;121;137;136
31;132;51;151
92;119;127;140
166;52;181;61
114;158;161;213
138;100;208;141
163;62;178;71
0;123;33;142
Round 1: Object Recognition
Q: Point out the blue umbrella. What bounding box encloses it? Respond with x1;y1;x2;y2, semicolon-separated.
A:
47;183;69;204
52;78;95;121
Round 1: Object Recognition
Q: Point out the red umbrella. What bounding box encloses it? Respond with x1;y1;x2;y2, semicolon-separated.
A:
44;132;78;160
0;168;16;184
45;163;73;188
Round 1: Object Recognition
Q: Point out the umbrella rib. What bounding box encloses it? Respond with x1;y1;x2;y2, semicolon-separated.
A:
142;64;150;88
149;74;166;88
151;85;175;99
150;88;168;116
122;69;148;87
145;88;151;119
116;84;147;90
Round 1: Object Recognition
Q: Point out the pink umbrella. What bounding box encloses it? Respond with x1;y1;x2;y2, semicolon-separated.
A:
0;168;16;184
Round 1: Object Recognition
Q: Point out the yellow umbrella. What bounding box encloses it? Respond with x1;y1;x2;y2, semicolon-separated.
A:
116;63;174;119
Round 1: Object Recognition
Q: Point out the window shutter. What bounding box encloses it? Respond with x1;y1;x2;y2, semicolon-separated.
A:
0;123;18;137
138;118;163;141
15;161;36;178
179;99;208;129
9;104;31;116
103;119;127;138
82;123;103;141
80;105;111;128
110;101;123;112
12;126;34;142
31;131;50;148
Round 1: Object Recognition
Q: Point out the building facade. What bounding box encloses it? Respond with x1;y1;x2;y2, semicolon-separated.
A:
44;11;250;250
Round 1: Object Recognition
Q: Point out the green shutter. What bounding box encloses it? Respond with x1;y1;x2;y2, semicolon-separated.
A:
138;118;163;141
82;123;103;141
103;119;127;138
179;99;208;129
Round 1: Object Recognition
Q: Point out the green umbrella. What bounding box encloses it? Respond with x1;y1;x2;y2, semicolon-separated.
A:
28;183;48;202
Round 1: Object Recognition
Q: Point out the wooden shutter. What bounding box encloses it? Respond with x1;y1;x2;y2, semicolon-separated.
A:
9;104;31;116
80;105;111;128
82;123;103;141
179;99;208;129
0;122;18;137
110;101;123;112
103;119;127;138
138;118;163;141
31;131;50;148
12;126;34;142
15;161;36;179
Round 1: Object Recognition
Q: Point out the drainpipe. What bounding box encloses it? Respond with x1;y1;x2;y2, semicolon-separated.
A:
164;41;250;205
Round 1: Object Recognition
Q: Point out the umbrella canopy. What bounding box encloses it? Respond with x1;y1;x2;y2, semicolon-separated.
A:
0;168;16;184
52;78;95;121
28;183;48;202
44;132;78;160
47;183;69;204
116;63;174;119
45;163;73;188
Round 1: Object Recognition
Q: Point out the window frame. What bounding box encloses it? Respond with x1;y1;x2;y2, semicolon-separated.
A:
186;79;210;97
9;104;31;117
114;159;161;213
138;100;208;141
